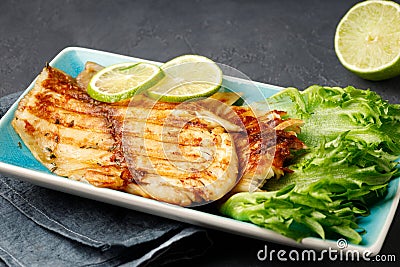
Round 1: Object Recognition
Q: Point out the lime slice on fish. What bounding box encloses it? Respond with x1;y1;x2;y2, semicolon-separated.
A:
334;0;400;81
147;55;223;102
88;62;164;103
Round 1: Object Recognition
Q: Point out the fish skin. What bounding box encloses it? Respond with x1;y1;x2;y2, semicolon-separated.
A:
228;106;306;193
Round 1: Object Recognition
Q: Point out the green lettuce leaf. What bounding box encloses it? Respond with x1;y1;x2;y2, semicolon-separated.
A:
268;85;400;153
220;85;400;244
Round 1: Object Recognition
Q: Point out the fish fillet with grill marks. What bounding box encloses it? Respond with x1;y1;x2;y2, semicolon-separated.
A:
196;98;306;193
230;107;305;192
12;65;241;206
122;96;241;206
12;63;306;206
77;62;306;193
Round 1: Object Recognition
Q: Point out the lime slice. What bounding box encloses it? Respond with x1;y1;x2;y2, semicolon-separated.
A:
334;0;400;81
147;55;223;102
87;62;164;103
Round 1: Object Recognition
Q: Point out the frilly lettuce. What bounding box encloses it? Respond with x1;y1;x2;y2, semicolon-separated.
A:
220;85;400;244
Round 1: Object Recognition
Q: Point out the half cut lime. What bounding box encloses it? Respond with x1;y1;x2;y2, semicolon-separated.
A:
334;0;400;81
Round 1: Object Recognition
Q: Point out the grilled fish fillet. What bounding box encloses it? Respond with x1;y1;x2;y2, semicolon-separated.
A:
230;107;305;192
122;96;241;206
76;62;306;193
194;98;306;193
12;62;305;206
12;65;240;206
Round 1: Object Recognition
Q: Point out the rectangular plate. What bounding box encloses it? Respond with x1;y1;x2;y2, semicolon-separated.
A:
0;47;399;255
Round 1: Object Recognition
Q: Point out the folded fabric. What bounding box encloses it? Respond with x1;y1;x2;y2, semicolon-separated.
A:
0;92;211;267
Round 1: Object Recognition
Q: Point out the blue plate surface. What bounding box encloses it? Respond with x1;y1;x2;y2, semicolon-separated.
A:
0;47;398;255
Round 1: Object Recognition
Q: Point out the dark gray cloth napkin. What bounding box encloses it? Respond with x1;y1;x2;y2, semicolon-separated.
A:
0;92;211;267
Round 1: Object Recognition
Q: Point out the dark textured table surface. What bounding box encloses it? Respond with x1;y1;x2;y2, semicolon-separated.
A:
1;0;399;266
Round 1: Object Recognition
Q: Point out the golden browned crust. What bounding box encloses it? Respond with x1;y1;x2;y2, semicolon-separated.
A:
230;106;306;192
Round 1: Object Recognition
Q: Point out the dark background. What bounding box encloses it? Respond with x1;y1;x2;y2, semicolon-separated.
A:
0;0;399;266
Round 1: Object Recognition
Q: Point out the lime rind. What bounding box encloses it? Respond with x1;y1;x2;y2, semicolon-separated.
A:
161;54;216;70
334;0;400;81
88;62;164;103
147;82;222;103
